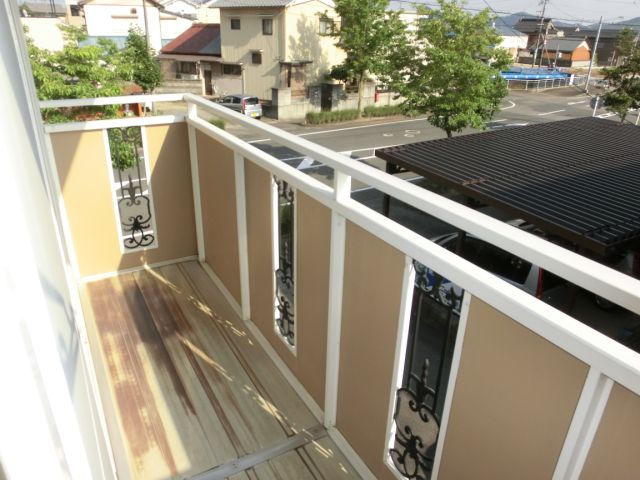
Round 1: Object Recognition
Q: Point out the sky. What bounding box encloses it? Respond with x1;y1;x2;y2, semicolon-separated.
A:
462;0;640;24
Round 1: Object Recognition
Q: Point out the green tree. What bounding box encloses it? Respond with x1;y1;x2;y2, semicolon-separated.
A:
603;51;640;123
385;0;511;137
26;25;123;122
615;27;637;63
119;27;163;93
330;0;407;117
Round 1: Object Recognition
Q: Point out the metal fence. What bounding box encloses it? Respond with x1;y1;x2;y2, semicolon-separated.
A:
506;75;588;91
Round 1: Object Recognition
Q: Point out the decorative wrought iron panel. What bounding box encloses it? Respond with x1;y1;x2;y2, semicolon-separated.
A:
107;127;157;251
274;177;295;346
389;260;463;479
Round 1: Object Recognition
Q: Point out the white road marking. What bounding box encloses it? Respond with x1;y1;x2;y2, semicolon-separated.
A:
488;119;508;123
501;100;516;110
404;134;415;137
296;157;315;169
538;109;566;116
568;100;588;105
597;112;617;118
405;129;421;134
383;133;394;137
507;123;529;127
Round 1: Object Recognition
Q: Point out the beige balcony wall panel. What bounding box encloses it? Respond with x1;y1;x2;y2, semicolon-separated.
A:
438;297;589;480
580;383;640;479
244;162;330;408
51;124;197;277
195;131;241;304
336;221;405;480
294;192;331;408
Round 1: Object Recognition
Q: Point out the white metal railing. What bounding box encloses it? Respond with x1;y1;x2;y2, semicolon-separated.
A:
506;75;588;91
41;94;640;480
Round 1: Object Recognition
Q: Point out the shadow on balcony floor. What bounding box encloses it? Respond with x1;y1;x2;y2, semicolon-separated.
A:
80;261;358;480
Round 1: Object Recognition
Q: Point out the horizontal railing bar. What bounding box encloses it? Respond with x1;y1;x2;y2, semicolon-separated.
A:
43;115;185;133
189;113;640;396
184;94;640;316
39;93;184;109
187;116;334;204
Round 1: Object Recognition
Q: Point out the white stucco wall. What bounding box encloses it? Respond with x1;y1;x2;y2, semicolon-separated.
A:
21;17;66;51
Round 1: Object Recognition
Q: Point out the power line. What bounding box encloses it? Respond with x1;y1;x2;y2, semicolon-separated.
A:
402;0;640;27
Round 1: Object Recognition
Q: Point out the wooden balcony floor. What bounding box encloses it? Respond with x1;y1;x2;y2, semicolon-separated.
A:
80;261;359;480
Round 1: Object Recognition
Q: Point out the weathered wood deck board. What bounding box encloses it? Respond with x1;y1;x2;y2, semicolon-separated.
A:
83;261;359;480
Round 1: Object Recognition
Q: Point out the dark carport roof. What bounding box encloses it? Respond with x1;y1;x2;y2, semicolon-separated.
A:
375;117;640;256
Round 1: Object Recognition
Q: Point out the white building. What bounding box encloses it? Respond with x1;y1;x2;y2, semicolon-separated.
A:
80;0;193;51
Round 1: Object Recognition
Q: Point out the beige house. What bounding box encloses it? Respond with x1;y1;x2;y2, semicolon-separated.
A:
208;0;344;111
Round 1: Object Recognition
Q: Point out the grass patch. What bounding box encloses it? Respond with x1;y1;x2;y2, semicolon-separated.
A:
208;118;226;129
363;105;404;117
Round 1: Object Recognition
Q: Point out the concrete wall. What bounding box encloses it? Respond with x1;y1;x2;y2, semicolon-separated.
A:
197;6;220;23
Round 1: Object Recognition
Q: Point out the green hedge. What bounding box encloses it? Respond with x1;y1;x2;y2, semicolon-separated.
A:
363;105;404;117
306;109;359;124
306;105;405;124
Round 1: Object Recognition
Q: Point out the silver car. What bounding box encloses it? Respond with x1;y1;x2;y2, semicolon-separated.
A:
217;94;262;119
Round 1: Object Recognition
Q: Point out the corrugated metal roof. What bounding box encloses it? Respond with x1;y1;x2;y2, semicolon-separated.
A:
533;37;589;52
160;23;221;56
375;117;640;255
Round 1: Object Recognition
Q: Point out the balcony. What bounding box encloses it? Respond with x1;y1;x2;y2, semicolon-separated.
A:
12;87;640;480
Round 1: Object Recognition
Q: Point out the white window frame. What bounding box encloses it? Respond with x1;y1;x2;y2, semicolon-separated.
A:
383;258;472;479
271;176;297;355
103;126;159;254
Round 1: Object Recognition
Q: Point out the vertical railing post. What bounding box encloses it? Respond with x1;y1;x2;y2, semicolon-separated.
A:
552;368;613;480
234;152;251;322
324;170;351;428
187;101;205;262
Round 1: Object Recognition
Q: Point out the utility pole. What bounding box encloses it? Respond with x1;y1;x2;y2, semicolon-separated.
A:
142;0;150;48
586;16;603;93
538;21;551;68
532;0;548;67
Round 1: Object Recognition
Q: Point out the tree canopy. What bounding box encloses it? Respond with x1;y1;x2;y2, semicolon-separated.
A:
385;0;511;137
615;27;637;61
603;51;640;123
26;25;162;122
330;0;406;116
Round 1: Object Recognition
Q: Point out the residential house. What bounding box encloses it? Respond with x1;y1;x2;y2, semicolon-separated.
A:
21;16;67;51
159;23;226;95
160;0;199;19
206;0;345;118
566;24;640;66
495;24;528;61
80;0;193;51
513;16;558;47
4;4;640;480
528;37;591;68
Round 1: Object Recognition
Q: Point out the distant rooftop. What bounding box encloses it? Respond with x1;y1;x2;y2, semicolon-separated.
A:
161;23;221;56
207;0;333;7
532;37;589;52
376;117;640;256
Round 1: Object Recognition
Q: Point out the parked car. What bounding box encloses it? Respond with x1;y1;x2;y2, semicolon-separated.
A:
217;94;262;119
424;220;634;312
420;220;566;312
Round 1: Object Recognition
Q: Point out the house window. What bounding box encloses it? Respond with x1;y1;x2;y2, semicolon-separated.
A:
252;52;262;64
222;64;241;75
130;8;137;14
262;18;273;35
178;61;197;75
230;18;240;30
388;260;463;479
319;16;335;35
107;127;158;252
273;177;295;347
